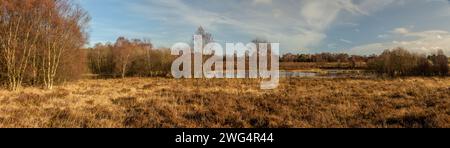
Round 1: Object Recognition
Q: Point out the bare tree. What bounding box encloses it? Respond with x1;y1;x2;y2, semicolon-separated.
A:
39;0;90;89
112;37;135;78
194;26;213;47
88;43;114;75
433;50;449;76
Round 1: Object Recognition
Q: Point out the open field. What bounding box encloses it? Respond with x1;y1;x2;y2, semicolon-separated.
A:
0;77;449;128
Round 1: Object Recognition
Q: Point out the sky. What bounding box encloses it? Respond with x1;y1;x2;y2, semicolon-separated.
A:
77;0;450;55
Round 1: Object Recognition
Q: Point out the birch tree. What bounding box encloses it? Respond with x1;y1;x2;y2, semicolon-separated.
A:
113;37;135;78
0;0;89;90
39;0;89;89
0;0;45;90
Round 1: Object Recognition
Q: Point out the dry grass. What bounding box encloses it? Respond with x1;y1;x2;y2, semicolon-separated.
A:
0;77;449;128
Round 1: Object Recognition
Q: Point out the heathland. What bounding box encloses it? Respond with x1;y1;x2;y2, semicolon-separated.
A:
0;77;448;128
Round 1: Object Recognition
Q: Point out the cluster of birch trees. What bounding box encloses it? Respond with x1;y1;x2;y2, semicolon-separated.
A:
0;0;89;90
368;48;449;77
87;27;213;78
87;37;174;78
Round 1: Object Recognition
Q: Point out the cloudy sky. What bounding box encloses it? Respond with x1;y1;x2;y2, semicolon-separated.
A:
77;0;450;55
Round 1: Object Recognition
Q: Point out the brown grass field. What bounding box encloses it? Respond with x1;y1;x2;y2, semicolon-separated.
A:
0;77;449;128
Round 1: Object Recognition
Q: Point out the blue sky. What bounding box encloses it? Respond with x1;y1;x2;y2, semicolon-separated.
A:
77;0;450;55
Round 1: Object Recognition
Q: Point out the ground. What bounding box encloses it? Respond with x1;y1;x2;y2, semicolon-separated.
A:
0;77;449;128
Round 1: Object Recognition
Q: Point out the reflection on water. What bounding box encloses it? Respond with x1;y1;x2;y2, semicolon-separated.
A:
280;71;317;78
204;69;368;78
281;69;368;78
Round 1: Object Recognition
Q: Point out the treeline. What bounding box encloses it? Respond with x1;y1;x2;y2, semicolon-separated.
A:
0;0;89;90
87;37;173;78
281;48;449;76
281;53;373;63
86;27;215;78
280;53;373;69
368;48;449;77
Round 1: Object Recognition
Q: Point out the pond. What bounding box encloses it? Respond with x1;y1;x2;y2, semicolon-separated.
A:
280;71;317;78
280;69;369;78
172;69;370;78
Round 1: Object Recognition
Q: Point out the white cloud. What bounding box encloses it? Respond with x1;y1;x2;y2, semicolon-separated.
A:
392;27;410;34
378;34;389;38
129;0;230;29
272;9;282;18
252;0;272;5
300;0;365;30
350;29;450;55
340;38;352;44
357;0;402;14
